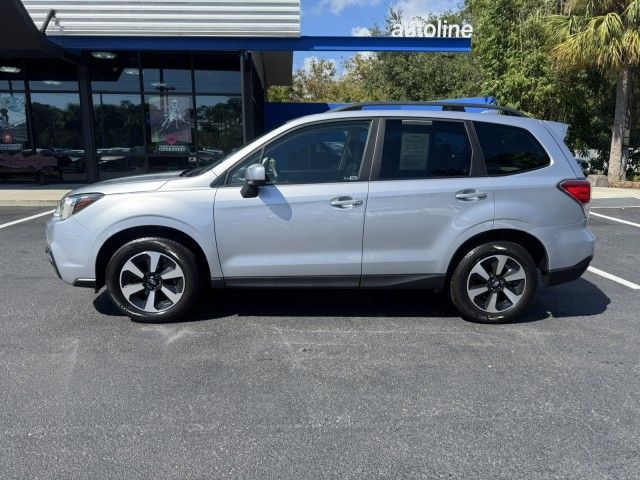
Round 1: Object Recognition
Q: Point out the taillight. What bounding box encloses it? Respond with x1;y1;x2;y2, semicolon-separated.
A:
559;179;591;205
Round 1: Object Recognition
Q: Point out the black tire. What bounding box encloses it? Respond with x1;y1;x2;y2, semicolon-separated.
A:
449;241;539;324
105;237;201;323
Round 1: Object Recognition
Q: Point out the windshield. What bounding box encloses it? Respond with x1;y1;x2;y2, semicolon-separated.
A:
180;160;225;177
180;130;274;177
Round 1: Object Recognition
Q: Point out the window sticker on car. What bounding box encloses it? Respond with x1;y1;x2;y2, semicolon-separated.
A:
399;133;430;170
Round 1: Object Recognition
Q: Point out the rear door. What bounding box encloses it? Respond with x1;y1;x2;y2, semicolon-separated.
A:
361;117;495;285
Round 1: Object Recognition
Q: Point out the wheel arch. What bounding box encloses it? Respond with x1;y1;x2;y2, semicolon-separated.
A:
445;229;549;286
95;226;211;290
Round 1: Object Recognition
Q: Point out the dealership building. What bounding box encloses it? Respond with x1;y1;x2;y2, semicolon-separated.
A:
0;0;470;183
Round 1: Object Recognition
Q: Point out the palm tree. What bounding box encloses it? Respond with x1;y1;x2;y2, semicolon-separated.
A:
546;0;640;184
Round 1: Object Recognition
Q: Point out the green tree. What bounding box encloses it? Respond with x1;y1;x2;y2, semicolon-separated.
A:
546;0;640;183
469;0;617;158
362;9;484;101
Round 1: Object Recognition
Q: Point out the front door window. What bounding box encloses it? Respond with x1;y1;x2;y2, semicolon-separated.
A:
226;120;372;186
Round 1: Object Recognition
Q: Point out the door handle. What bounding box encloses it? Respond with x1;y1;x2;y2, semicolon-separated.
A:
330;196;363;208
455;189;488;201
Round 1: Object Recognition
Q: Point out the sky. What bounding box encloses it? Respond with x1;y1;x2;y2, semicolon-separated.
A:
293;0;459;73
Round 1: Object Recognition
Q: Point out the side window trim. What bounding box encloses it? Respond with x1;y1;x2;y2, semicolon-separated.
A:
370;117;480;181
221;117;379;187
465;120;488;177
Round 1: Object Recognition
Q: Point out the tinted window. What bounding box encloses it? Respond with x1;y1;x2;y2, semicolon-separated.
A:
474;122;550;175
196;95;243;167
227;120;371;185
93;93;145;180
30;92;86;182
379;119;471;179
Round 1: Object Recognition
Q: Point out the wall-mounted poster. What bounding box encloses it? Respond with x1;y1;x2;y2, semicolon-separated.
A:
0;93;27;153
148;95;192;154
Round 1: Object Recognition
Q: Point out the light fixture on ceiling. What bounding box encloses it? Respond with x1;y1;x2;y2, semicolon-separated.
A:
0;66;21;74
42;80;62;86
123;68;139;76
151;81;168;88
91;51;117;60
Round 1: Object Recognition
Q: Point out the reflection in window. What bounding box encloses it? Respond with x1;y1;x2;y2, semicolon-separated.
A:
30;92;86;182
196;95;243;166
0;80;26;91
94;94;145;180
143;69;192;93
0;92;37;181
91;56;141;93
28;59;79;92
194;70;241;94
228;120;371;185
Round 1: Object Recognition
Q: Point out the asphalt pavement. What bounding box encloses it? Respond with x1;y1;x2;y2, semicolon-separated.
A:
0;200;639;479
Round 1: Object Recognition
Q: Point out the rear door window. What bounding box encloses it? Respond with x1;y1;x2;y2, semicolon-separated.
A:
379;119;472;180
474;122;550;175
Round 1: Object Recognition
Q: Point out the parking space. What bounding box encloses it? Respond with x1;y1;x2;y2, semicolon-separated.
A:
1;203;639;478
0;206;54;229
588;199;640;286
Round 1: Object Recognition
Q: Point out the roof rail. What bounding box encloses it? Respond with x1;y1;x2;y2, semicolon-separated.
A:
330;101;528;117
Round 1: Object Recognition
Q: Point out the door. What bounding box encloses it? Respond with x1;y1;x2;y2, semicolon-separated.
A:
362;118;495;285
214;119;375;286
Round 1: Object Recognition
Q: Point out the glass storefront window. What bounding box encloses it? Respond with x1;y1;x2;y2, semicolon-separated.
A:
91;54;141;93
143;69;192;94
0;79;26;91
194;70;241;94
94;93;145;180
147;94;194;171
29;79;79;92
28;59;79;92
196;95;243;166
30;92;86;182
0;92;36;181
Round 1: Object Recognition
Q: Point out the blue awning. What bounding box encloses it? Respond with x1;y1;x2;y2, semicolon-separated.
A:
47;35;471;54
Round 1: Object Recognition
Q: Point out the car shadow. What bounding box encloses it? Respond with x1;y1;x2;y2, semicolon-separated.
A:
93;277;610;325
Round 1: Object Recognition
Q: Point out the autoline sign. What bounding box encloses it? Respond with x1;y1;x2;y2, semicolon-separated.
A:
391;20;473;38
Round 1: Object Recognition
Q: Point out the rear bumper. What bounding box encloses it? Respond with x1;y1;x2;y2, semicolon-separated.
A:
546;256;592;287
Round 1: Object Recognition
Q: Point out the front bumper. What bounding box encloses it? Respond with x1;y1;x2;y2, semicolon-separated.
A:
45;215;97;286
45;245;61;279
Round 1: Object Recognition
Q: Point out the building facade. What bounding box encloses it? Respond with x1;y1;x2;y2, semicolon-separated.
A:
0;0;299;183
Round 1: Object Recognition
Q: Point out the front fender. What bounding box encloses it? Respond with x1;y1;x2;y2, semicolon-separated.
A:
74;189;222;280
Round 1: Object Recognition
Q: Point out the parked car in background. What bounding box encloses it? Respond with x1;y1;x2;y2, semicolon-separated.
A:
46;102;595;324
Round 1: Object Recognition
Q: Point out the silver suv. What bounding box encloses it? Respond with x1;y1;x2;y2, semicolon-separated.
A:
46;103;595;324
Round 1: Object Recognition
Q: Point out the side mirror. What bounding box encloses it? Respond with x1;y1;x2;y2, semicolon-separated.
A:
240;164;266;198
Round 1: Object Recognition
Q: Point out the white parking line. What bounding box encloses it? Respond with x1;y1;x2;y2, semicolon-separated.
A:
591;205;640;209
589;211;640;229
587;266;640;290
0;210;54;230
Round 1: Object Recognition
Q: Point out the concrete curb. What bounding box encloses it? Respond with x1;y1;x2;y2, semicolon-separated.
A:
0;201;60;207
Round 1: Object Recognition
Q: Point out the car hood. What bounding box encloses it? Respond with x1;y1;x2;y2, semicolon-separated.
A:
70;171;183;196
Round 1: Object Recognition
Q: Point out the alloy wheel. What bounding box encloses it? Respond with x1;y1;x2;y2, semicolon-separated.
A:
119;251;185;313
466;254;526;314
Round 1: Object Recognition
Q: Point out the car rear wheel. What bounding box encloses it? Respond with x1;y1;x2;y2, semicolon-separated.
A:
105;237;200;323
450;241;539;323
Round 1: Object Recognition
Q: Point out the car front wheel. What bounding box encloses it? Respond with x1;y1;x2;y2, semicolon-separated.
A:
450;241;539;323
105;237;200;323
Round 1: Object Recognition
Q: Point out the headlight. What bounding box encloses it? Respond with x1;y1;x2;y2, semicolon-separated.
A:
54;193;104;220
